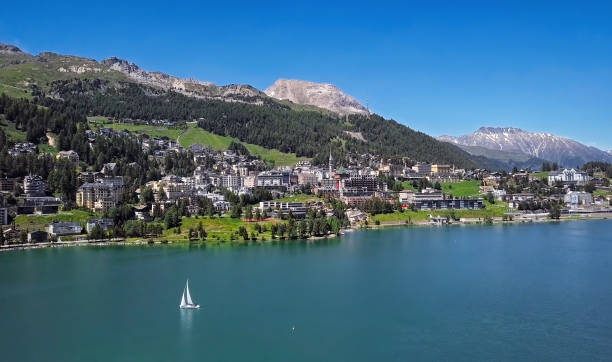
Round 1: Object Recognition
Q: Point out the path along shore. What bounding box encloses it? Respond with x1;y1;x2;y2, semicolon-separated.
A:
2;212;611;253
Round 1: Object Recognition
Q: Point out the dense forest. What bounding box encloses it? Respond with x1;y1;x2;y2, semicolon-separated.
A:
45;79;477;168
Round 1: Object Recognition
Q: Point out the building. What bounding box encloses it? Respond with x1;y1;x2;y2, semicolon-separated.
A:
220;175;243;191
77;179;123;212
56;150;79;163
47;222;82;236
259;201;308;218
0;207;7;225
412;163;432;177
86;218;115;233
17;197;62;215
507;193;536;209
564;191;593;208
548;169;590;186
28;230;48;243
341;175;380;196
256;171;291;190
399;188;444;205
213;200;232;212
399;188;483;210
0;178;17;192
431;164;451;175
23;175;46;197
297;172;318;186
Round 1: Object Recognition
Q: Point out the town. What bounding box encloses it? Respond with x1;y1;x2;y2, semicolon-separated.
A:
1;118;611;248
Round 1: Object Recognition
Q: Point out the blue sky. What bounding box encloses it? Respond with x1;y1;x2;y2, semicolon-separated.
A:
2;1;611;149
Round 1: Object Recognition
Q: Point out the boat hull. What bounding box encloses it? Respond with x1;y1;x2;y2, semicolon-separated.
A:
180;304;200;309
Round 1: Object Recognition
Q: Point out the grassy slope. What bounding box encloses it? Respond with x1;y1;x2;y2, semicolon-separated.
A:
88;118;309;167
1;120;27;142
441;180;481;197
15;210;96;231
0;54;127;94
160;216;280;243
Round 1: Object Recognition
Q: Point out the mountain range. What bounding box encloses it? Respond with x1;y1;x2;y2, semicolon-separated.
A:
0;42;479;168
439;127;612;167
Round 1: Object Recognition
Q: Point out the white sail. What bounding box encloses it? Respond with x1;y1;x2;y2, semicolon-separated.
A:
180;286;187;307
185;280;194;305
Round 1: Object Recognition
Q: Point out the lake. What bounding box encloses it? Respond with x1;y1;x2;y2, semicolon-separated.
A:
1;220;612;361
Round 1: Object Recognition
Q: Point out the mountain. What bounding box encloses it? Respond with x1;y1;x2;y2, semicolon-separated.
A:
449;144;547;171
101;57;265;103
439;127;612;167
0;42;478;168
0;43;266;104
0;43;27;55
265;79;369;115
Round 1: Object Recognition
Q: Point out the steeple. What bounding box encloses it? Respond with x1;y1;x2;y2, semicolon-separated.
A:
328;149;334;176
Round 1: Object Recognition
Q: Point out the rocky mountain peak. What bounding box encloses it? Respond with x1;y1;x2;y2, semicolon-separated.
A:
0;43;27;55
264;78;369;115
101;57;141;73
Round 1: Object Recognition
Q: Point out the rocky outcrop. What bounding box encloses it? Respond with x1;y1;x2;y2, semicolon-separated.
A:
101;57;264;103
265;79;369;115
0;43;26;55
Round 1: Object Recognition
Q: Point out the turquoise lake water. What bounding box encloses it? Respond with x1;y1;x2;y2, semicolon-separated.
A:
1;220;612;361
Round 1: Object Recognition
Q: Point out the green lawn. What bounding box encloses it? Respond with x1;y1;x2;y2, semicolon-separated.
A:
38;143;58;155
532;171;549;180
441;180;481;197
1;121;27;142
371;201;509;224
161;216;279;243
273;194;323;203
15;210;96;231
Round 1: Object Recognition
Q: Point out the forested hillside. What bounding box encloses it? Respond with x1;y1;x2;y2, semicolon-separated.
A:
45;79;477;168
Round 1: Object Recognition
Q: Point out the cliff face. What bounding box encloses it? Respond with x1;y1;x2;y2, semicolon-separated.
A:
265;78;369;115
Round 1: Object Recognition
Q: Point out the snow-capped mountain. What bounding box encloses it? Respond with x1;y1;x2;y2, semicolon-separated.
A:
265;79;369;115
439;127;612;167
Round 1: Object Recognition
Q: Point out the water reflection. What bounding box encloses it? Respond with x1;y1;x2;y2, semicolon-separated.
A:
180;308;195;331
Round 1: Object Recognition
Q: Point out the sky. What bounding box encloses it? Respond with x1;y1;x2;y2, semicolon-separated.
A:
2;1;611;150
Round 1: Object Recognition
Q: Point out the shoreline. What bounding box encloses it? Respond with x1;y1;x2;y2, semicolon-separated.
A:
2;213;611;253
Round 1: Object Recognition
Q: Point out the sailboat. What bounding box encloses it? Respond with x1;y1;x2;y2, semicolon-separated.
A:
179;279;200;309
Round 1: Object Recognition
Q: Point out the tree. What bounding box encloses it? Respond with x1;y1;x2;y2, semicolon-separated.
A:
0;231;5;245
197;221;207;240
238;226;249;241
230;205;242;219
164;206;181;229
206;204;216;218
549;203;561;219
278;223;287;238
244;206;253;220
88;223;106;240
140;186;154;204
19;230;27;244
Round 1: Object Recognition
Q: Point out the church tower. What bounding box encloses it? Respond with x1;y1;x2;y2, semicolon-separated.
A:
328;150;334;176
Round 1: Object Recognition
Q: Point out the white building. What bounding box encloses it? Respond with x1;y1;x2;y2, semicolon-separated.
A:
548;169;590;186
564;191;593;208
